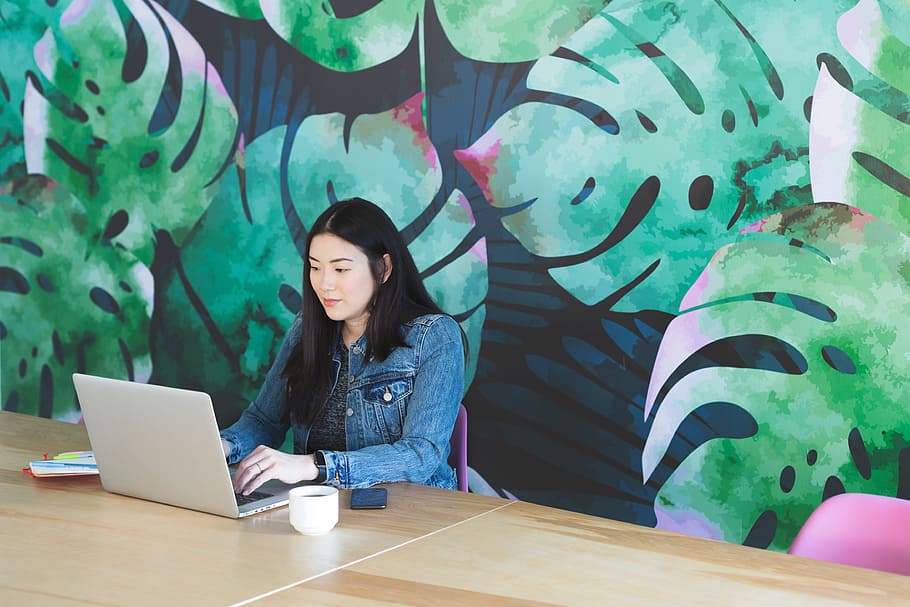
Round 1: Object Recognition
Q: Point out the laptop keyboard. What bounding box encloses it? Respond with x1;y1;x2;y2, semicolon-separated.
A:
235;490;272;506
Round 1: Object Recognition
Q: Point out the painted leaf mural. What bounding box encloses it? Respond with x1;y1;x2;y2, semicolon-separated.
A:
641;203;910;551
3;0;909;548
1;175;152;419
22;0;237;265
456;0;855;313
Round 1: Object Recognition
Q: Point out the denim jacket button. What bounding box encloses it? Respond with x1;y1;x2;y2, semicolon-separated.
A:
346;408;354;417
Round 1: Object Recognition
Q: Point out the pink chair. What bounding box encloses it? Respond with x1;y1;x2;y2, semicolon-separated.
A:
447;404;468;492
788;493;910;576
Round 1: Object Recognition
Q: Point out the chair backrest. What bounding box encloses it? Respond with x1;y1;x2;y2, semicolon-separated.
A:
447;404;468;492
788;493;910;576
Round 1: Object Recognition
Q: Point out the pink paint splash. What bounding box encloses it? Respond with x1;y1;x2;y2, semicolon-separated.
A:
654;504;724;541
847;204;876;232
455;192;476;224
60;0;91;27
451;191;486;264
392;93;438;170
740;217;769;234
453;136;500;206
152;1;209;81
32;27;56;74
679;264;711;311
470;236;488;265
205;63;232;100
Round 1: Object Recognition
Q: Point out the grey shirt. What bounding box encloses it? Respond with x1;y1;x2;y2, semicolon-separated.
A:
307;345;349;452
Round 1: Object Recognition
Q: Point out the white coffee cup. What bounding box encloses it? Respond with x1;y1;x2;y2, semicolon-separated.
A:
288;486;339;535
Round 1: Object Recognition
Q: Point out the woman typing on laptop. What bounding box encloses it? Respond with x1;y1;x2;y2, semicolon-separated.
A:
220;198;465;495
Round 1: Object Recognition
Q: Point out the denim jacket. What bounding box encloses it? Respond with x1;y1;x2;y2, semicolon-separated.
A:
220;313;464;489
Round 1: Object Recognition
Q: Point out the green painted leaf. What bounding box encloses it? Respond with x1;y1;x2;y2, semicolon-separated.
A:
1;175;151;419
642;203;910;550
150;128;301;424
261;0;421;72
638;0;910;553
22;0;237;265
809;0;910;233
0;0;72;181
456;1;855;313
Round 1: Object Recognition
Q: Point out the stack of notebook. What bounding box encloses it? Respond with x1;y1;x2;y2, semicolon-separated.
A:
27;451;98;477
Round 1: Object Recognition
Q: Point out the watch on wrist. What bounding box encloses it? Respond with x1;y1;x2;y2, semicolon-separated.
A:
313;451;327;483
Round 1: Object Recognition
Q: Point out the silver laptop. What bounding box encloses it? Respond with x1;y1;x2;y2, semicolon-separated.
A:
72;373;295;518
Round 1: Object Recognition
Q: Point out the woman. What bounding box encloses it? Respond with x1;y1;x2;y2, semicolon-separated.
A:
221;198;465;494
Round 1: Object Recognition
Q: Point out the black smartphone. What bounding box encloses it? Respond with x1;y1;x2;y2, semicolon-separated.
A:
350;487;387;509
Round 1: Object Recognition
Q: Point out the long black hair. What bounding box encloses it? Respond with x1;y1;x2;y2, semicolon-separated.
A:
281;197;449;424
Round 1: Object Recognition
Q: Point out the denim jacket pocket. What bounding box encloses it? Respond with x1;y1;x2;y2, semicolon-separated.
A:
362;375;413;442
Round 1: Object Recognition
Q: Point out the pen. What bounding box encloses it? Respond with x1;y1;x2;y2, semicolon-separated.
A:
53;451;93;460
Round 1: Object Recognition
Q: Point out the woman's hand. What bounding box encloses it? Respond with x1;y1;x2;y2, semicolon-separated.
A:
233;446;319;495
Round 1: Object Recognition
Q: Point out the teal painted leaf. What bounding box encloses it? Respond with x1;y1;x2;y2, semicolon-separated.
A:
456;0;855;313
0;0;71;181
641;203;910;551
22;0;238;265
287;93;487;385
809;0;910;233
288;94;441;227
436;0;609;63
0;175;152;419
411;189;488;388
150;129;301;424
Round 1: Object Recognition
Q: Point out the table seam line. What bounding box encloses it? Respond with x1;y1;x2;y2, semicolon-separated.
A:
226;499;518;607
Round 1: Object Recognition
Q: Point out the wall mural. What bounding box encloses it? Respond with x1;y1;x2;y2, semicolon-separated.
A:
2;0;909;552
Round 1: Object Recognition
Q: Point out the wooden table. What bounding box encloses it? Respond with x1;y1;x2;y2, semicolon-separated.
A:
0;411;508;607
253;500;910;606
3;411;909;606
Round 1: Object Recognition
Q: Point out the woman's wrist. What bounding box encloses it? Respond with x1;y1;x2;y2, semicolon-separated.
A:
297;453;321;482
